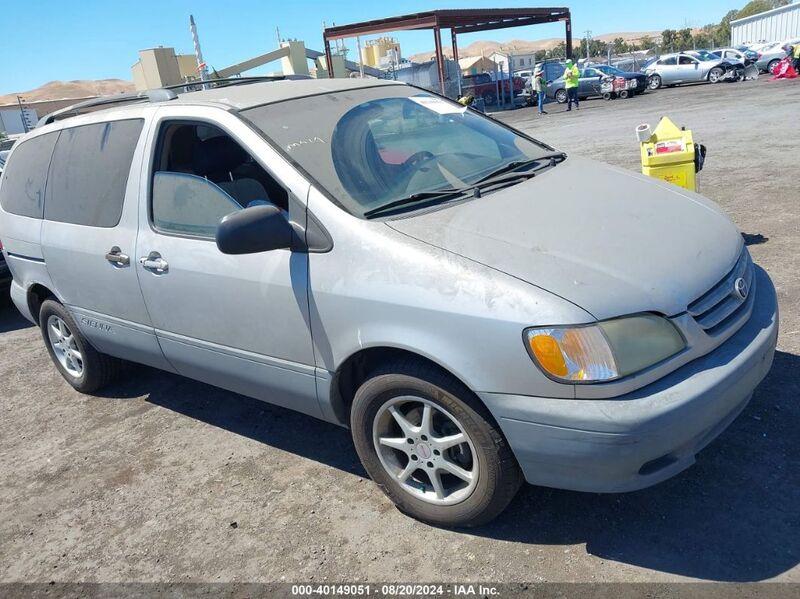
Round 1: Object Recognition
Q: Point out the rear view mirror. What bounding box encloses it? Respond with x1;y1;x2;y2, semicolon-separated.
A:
216;203;294;254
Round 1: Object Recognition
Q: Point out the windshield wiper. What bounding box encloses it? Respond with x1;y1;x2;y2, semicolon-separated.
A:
363;187;471;219
475;153;566;184
363;153;567;219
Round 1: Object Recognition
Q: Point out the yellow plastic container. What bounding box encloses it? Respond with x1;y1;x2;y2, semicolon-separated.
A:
640;117;697;191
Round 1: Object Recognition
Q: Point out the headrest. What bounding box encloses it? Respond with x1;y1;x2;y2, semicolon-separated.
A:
192;136;248;177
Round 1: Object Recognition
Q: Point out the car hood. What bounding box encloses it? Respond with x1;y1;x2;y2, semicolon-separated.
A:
387;157;743;321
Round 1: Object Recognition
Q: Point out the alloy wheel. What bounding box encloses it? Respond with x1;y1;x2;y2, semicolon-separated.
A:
372;396;479;506
47;315;84;378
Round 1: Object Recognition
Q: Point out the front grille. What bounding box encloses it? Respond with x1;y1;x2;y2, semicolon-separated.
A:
687;249;754;336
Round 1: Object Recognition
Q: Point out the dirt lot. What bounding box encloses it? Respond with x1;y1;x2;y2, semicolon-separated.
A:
1;76;798;584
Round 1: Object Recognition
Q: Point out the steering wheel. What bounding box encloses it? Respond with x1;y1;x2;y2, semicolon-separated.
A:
402;151;437;173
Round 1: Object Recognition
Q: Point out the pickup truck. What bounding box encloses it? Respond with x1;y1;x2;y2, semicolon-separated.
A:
461;73;525;106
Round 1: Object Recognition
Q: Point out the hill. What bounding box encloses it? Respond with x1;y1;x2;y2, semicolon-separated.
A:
0;79;134;106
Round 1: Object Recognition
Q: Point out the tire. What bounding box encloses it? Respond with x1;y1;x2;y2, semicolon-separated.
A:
481;92;496;107
619;89;630;99
602;92;612;100
708;67;724;83
648;74;662;90
39;299;122;393
554;88;568;104
350;360;522;527
767;59;780;74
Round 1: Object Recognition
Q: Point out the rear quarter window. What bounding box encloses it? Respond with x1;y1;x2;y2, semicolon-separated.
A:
0;132;59;219
45;119;144;227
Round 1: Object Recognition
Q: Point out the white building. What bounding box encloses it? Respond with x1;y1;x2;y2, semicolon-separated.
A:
731;2;800;46
0;108;37;135
489;51;538;74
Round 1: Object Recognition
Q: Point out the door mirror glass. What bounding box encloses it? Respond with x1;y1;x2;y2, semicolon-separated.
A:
152;172;241;237
216;203;294;255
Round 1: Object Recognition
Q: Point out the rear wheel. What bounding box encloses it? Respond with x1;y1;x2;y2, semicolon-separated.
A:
602;92;612;100
39;299;122;393
648;74;662;90
619;89;630;99
554;88;568;103
767;59;780;74
481;91;496;107
350;361;522;527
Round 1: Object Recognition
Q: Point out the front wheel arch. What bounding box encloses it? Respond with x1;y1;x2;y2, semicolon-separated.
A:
330;346;479;428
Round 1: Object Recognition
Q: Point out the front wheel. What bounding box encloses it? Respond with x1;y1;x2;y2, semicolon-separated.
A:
708;67;724;83
39;299;122;393
350;362;522;527
554;88;568;103
648;74;662;90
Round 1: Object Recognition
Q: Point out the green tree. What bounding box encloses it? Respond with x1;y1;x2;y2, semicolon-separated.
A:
676;28;694;50
639;35;657;50
613;37;629;54
662;29;677;52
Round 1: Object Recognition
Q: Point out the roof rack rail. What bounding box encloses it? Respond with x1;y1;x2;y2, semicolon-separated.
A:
37;75;313;127
38;89;177;127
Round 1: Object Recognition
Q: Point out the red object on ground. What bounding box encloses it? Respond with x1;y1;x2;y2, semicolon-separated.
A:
770;57;798;80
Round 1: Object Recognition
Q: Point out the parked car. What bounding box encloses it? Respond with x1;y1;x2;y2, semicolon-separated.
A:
461;72;525;106
0;150;9;177
644;52;734;89
592;64;648;94
716;47;759;62
755;38;800;73
547;65;644;103
0;78;778;527
0;151;10;298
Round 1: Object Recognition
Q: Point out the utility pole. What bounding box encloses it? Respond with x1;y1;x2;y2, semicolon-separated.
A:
584;30;592;60
189;15;210;87
16;96;30;133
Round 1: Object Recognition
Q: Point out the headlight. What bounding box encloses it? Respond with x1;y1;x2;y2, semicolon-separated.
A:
524;314;685;383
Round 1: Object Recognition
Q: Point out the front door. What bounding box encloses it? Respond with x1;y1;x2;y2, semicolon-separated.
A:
134;106;321;418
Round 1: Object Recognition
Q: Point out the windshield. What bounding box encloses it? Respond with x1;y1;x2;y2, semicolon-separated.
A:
596;65;625;75
242;86;553;218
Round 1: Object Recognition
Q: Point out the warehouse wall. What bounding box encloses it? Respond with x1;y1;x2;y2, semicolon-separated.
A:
731;2;800;45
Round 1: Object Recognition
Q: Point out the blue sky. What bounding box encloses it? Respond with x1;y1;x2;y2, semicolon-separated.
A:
1;0;741;95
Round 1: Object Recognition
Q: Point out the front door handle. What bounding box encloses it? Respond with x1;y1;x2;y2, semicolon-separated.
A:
139;252;169;273
105;246;130;266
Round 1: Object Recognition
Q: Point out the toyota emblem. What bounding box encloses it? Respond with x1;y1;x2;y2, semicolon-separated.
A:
733;277;749;301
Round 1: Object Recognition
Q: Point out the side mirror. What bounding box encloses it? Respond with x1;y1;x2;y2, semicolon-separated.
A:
216;204;294;255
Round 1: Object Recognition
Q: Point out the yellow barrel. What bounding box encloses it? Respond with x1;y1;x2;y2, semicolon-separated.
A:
640;117;698;191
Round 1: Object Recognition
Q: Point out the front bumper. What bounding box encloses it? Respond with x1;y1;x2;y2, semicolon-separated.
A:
480;266;778;493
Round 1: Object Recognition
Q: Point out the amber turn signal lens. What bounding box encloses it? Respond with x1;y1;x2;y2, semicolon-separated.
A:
529;334;568;377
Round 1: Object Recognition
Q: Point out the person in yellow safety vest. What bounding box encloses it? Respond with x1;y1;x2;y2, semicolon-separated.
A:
563;59;580;111
793;43;800;73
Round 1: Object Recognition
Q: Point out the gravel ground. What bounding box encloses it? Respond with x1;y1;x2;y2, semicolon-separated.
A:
1;76;798;584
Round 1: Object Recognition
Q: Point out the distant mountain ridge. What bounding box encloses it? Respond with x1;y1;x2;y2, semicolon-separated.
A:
408;31;662;62
0;79;134;106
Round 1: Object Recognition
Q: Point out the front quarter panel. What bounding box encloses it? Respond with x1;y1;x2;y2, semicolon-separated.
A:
306;188;594;401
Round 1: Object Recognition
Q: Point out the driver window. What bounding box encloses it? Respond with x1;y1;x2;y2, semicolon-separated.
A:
678;56;696;65
151;121;289;238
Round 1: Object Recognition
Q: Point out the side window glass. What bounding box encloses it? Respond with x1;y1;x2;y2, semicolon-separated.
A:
152;172;241;237
0;132;59;219
150;121;290;238
45;119;144;227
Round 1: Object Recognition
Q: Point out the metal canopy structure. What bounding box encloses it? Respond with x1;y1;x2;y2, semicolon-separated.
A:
323;7;573;94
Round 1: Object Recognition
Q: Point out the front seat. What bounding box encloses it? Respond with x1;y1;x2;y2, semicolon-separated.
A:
192;136;272;208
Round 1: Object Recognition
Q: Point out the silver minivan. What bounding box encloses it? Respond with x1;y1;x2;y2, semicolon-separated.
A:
0;78;778;527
